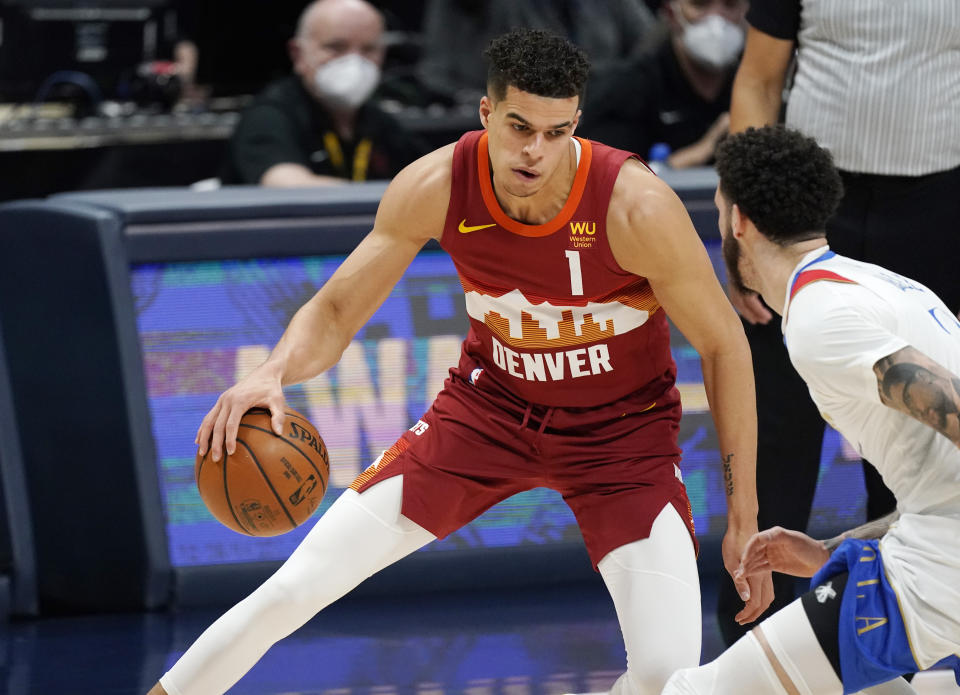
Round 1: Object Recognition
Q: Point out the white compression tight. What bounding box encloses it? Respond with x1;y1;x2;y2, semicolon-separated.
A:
602;503;702;695
661;598;916;695
160;477;701;695
160;476;435;695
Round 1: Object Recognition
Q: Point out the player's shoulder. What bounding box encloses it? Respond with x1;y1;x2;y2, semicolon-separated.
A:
606;158;694;256
609;157;685;227
375;143;455;242
390;142;455;195
610;156;664;196
786;281;890;355
381;144;454;210
788;280;868;326
784;295;849;368
790;272;887;318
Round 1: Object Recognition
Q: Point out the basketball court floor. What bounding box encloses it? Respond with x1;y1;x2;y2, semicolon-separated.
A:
1;579;957;695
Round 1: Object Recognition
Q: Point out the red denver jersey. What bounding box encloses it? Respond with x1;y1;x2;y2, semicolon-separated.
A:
440;130;676;407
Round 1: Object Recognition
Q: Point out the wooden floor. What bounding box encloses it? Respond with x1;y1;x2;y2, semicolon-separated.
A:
0;580;956;694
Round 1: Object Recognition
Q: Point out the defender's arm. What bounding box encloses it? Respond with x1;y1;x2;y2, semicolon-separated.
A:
737;510;902;580
822;510;900;553
873;345;960;449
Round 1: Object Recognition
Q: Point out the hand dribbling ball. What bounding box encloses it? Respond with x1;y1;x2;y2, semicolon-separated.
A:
195;407;330;536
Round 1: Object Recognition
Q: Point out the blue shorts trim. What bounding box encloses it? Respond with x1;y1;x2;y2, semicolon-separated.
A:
933;656;960;687
811;539;918;694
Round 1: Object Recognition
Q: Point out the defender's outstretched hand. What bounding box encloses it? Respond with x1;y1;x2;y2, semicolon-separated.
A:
196;363;287;462
736;526;831;580
722;525;774;625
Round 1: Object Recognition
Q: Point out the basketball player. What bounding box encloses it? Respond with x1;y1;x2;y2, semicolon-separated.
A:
661;126;960;695
148;29;773;695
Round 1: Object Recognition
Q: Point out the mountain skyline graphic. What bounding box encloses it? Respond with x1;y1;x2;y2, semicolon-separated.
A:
464;288;656;349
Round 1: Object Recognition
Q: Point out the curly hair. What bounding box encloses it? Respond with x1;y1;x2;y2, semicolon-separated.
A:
484;28;590;105
714;126;844;245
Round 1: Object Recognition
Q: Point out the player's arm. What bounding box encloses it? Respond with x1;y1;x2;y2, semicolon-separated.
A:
874;345;960;448
823;509;900;552
736;510;901;580
197;145;454;462
608;161;773;624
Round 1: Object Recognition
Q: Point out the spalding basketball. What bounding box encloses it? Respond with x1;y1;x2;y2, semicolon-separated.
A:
195;407;330;536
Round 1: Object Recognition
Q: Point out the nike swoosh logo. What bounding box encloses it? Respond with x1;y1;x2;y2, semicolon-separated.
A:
459;220;497;234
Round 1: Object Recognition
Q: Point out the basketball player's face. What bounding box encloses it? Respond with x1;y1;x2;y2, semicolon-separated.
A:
480;86;581;198
715;187;753;293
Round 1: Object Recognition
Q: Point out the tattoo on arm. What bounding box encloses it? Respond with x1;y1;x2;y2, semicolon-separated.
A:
874;346;960;448
721;453;734;497
822;510;900;552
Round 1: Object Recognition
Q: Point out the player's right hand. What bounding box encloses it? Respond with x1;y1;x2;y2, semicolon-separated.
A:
728;284;773;325
735;526;831;579
196;363;286;462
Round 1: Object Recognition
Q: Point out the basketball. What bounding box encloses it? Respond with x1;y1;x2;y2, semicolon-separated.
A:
195;407;330;536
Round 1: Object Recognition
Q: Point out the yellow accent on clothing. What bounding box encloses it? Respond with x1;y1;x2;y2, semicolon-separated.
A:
322;132;373;182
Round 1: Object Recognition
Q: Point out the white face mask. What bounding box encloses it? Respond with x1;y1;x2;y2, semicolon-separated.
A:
312;53;380;110
674;7;745;70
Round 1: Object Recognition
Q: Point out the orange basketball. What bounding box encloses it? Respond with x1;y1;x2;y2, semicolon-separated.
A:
195;407;330;536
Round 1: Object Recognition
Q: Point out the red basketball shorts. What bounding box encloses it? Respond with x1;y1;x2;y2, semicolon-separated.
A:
350;364;697;568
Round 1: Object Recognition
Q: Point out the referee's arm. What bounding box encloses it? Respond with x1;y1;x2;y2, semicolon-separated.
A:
729;26;794;132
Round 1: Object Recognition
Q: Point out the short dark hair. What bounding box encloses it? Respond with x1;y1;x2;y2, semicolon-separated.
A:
715;126;844;245
484;28;590;105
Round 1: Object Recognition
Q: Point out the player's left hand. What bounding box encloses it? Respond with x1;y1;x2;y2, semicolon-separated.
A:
735;526;831;580
722;525;774;625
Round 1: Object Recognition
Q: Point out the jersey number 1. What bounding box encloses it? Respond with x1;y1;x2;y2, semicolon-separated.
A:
565;250;584;296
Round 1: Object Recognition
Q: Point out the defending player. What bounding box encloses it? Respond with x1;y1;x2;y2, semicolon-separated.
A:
662;126;960;694
149;30;772;695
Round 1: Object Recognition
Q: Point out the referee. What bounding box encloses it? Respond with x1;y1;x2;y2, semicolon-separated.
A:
717;0;960;646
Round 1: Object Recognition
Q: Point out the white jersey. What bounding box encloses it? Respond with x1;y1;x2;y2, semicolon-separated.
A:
782;246;960;668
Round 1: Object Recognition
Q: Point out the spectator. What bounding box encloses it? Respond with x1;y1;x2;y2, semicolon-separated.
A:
416;0;658;106
717;0;960;648
581;0;748;167
221;0;425;186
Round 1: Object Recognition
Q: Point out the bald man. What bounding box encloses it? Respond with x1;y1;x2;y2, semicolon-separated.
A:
220;0;425;186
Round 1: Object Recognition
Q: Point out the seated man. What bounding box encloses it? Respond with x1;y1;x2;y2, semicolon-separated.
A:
220;0;425;186
662;126;960;694
581;0;747;168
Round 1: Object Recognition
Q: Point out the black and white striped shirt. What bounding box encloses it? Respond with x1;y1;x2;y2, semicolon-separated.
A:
749;0;960;176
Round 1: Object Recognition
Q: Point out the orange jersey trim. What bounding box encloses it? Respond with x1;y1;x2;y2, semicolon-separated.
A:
476;132;593;238
349;437;409;492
